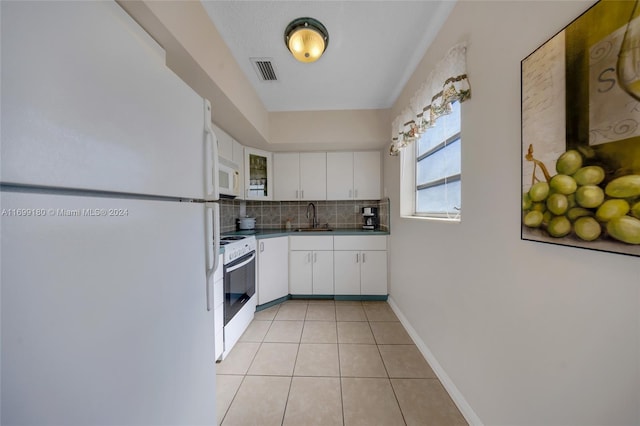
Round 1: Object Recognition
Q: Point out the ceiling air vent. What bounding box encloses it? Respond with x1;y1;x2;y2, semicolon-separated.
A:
250;58;278;82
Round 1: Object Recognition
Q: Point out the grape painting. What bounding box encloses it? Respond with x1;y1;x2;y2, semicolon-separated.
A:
521;0;640;256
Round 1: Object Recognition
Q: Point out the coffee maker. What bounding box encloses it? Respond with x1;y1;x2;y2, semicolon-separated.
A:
362;207;379;230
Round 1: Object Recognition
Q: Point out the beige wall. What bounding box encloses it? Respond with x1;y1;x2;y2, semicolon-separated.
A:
269;109;390;152
386;1;640;425
119;0;389;153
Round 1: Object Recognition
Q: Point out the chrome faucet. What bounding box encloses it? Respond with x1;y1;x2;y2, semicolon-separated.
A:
306;202;318;228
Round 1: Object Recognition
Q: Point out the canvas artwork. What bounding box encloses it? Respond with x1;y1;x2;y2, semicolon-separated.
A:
521;0;640;257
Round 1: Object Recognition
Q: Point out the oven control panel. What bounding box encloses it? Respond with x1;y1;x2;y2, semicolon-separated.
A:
221;235;257;264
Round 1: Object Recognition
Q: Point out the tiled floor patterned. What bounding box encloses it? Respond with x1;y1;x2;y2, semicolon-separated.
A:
216;299;467;426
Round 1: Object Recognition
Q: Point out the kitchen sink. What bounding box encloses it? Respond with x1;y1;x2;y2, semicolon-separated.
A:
294;228;334;232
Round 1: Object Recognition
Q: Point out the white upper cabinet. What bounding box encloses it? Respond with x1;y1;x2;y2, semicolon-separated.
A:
326;152;354;200
245;147;272;200
327;151;381;200
212;123;245;199
212;123;233;161
274;152;326;201
233;140;245;199
353;151;381;200
274;153;299;200
300;153;327;200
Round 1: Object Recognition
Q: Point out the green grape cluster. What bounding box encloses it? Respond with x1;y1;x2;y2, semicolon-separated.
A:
523;150;640;245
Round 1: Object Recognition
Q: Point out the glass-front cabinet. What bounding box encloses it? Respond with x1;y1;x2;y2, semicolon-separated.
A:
244;147;272;200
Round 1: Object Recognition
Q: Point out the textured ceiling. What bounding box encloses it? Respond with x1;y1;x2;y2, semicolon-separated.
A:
201;1;455;112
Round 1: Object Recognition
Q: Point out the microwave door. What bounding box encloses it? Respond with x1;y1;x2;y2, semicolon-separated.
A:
218;157;240;198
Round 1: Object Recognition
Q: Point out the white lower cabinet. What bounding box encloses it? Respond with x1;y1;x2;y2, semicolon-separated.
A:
289;251;313;294
333;251;361;295
312;251;334;294
334;236;388;296
213;253;224;360
359;250;388;295
257;237;289;305
289;236;334;295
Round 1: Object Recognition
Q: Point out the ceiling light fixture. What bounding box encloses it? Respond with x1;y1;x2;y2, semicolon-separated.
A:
284;17;329;63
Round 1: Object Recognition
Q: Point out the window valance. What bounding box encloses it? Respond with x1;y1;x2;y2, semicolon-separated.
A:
390;42;471;156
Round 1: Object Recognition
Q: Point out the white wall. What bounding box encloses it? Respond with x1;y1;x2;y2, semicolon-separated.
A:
385;1;640;425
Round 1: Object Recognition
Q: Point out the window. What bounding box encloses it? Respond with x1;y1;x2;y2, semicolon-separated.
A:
391;42;469;222
415;101;461;219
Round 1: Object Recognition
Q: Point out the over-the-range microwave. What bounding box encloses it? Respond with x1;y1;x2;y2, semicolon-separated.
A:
218;157;240;198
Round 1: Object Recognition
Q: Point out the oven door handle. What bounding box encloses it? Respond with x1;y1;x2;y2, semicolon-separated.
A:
226;252;256;273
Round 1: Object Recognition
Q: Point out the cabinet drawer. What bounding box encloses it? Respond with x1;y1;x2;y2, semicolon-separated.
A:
289;235;333;250
334;235;386;251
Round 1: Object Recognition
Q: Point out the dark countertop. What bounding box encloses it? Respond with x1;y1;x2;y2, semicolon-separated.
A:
223;228;390;239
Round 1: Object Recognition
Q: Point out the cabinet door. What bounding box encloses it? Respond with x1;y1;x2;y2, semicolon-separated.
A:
360;251;387;295
258;237;289;305
300;153;327;200
274;153;300;201
212;123;233;161
312;251;334;295
354;151;381;200
289;251;313;294
333;251;361;295
326;152;354;200
245;147;272;200
233;140;245;199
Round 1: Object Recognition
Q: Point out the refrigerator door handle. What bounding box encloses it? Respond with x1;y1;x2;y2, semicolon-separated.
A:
205;203;220;311
204;99;220;201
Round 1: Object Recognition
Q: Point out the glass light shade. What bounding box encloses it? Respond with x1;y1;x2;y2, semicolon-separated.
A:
284;18;329;63
288;27;325;63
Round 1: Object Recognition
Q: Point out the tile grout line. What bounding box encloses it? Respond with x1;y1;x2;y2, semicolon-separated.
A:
219;374;247;425
373;318;409;426
335;317;346;426
219;333;266;426
279;303;306;425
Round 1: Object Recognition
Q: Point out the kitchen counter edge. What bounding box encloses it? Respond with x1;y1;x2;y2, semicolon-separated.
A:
223;229;390;240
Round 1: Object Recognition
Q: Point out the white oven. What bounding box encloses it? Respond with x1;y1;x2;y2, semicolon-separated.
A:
224;250;256;325
218;157;240;198
219;235;256;358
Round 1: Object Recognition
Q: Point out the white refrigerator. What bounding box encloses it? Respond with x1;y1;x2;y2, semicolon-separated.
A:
1;2;221;424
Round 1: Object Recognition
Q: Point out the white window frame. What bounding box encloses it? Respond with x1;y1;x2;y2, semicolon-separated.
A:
400;103;462;223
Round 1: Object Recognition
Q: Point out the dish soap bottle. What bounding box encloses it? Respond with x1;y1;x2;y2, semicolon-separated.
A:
285;218;292;231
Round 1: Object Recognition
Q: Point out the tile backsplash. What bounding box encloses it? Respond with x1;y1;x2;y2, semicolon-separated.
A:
219;198;390;233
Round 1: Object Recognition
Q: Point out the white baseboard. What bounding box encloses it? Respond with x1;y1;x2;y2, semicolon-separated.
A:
387;296;484;426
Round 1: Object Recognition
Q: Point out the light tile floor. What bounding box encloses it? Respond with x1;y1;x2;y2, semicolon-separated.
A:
216;300;467;426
